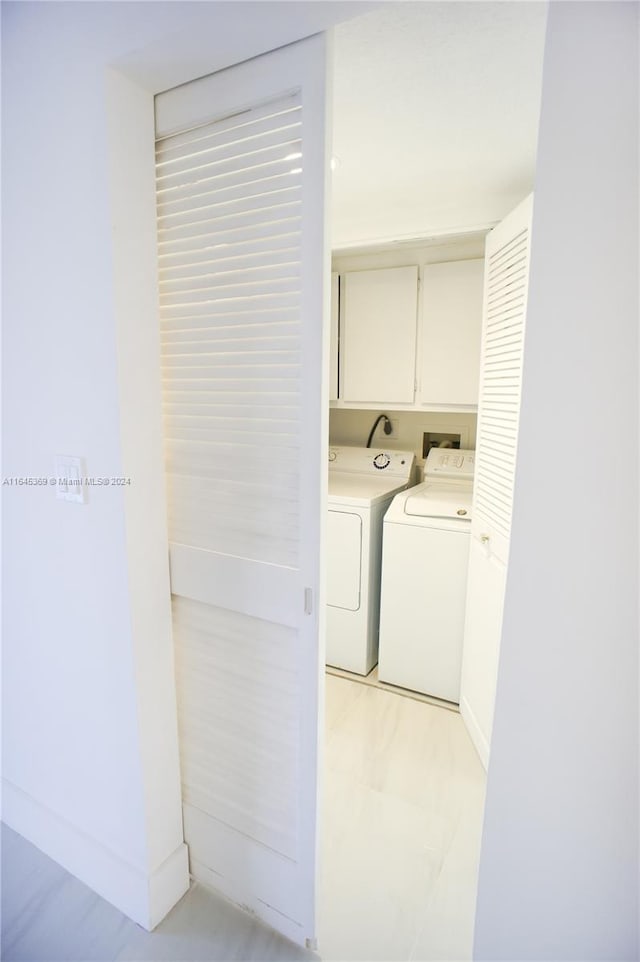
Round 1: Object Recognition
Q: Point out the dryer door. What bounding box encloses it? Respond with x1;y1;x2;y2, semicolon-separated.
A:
327;510;362;610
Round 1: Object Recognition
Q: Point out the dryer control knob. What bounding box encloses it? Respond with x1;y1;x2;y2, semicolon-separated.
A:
373;453;391;470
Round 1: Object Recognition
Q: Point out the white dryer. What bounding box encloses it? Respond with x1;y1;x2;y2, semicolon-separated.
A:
327;446;416;675
378;449;475;702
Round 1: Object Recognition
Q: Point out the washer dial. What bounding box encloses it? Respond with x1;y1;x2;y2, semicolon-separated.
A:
373;452;391;470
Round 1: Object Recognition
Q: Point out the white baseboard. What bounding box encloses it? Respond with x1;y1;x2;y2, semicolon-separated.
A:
460;697;489;771
1;777;189;930
148;839;190;929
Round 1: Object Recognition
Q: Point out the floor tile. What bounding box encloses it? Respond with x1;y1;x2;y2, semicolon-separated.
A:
115;882;313;962
324;673;366;731
318;772;440;962
1;826;138;962
320;677;486;962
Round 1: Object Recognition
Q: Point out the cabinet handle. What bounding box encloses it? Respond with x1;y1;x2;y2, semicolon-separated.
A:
480;534;490;545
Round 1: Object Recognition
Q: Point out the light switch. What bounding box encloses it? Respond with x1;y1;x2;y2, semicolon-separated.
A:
54;455;86;503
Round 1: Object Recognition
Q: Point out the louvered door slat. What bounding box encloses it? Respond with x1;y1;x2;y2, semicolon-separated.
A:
156;99;301;155
158;217;303;258
160;252;300;287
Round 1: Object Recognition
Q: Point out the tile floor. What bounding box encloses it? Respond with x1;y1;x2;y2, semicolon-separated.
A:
318;673;486;962
0;825;313;962
2;674;485;962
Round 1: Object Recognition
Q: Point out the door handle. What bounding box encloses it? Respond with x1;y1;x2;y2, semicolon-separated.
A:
480;534;490;545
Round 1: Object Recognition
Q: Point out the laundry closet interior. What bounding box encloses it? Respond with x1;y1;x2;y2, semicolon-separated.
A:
320;4;545;958
154;3;547;959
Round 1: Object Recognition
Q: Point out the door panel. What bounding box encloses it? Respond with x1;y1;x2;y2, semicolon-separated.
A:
472;195;533;565
154;35;329;946
460;538;507;770
461;195;533;769
173;597;299;857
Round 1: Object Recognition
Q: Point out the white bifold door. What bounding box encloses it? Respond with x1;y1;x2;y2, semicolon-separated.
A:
460;194;533;770
154;36;330;947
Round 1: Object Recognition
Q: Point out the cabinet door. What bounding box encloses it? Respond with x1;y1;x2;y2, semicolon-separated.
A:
419;259;484;406
329;272;339;401
460;536;507;770
341;266;418;403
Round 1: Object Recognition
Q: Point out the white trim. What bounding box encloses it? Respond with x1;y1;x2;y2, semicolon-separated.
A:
459;696;489;771
169;544;300;629
332;223;495;255
330;400;478;414
148;843;191;930
105;67;188;921
2;779;189;930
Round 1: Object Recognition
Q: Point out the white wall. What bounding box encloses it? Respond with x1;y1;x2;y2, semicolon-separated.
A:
330;409;477;472
0;0;367;927
474;4;639;959
330;3;548;249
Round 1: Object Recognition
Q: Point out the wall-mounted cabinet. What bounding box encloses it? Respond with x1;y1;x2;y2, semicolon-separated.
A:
418;259;484;407
340;266;418;404
330;247;484;412
329;272;339;402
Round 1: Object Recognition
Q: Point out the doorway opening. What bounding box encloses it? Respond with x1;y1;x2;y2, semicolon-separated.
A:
320;5;547;959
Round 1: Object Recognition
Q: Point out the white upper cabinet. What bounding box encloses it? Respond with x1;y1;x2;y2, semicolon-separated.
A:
341;266;418;404
329;272;339;402
419;259;484;406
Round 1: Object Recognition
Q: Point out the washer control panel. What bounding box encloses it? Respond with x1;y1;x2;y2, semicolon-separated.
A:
424;448;475;480
328;446;415;479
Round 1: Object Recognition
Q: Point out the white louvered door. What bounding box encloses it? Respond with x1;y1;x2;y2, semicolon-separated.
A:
154;36;329;947
460;194;533;768
473;194;533;564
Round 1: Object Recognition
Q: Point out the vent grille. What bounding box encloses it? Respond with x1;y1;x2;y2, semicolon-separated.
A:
156;93;303;567
475;226;529;544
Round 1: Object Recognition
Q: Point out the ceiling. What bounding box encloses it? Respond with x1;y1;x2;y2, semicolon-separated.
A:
331;2;548;249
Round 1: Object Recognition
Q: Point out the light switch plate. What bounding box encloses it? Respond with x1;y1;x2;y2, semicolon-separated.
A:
54;455;86;503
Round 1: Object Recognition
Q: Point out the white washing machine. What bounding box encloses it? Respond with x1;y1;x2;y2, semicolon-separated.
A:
327;446;416;675
378;449;475;702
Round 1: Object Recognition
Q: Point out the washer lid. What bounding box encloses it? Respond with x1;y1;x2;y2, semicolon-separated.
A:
404;482;473;520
